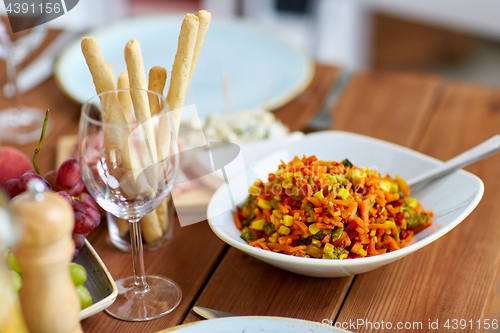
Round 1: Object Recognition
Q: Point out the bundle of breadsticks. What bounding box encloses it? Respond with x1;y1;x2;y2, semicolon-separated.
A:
81;10;211;243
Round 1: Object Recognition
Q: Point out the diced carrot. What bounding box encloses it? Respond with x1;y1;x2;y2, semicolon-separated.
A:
368;223;388;229
321;234;332;244
384;236;400;251
351;240;362;254
295;220;310;235
316;223;335;229
233;214;243;230
278;203;289;214
289;245;306;253
248;238;265;246
268;243;292;253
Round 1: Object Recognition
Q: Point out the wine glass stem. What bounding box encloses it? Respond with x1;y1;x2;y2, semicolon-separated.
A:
4;54;20;103
129;218;148;293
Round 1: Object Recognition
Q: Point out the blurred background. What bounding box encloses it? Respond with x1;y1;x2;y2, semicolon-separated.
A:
49;0;500;86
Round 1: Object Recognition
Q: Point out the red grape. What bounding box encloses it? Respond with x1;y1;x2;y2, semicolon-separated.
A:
56;191;72;205
72;209;95;234
72;232;86;249
57;158;83;192
44;170;59;191
77;192;99;210
72;200;100;228
67;180;85;196
18;171;52;192
4;179;21;199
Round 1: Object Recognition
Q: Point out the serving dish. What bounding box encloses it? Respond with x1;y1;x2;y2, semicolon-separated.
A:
76;239;117;320
158;316;351;332
207;131;484;277
55;15;314;117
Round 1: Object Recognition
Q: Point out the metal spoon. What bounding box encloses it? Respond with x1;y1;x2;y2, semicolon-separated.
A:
407;135;500;188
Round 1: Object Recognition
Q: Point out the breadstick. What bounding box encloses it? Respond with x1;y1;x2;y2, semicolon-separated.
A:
115;216;130;236
140;210;163;243
124;39;164;241
189;10;211;84
106;63;116;88
81;37;132;170
125;39;158;163
167;14;199;134
148;66;167;115
156;198;169;233
117;71;133;123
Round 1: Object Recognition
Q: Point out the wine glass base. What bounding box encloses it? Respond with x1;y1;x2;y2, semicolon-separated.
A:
105;275;182;321
0;106;53;144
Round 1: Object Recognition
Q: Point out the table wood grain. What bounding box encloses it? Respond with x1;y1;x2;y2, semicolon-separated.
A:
335;81;500;333
3;29;500;333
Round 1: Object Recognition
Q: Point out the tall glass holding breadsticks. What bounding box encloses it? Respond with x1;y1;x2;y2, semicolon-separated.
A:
79;10;211;321
79;88;181;321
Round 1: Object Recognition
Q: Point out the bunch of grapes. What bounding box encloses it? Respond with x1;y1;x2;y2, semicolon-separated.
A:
3;158;101;257
6;249;93;310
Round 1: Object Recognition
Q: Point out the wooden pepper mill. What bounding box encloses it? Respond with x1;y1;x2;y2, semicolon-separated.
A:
11;179;83;333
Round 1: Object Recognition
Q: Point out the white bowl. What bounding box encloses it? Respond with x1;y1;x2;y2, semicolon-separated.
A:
207;131;484;277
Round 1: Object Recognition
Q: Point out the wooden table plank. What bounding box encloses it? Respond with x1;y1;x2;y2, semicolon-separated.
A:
81;221;227;333
335;81;500;332
181;69;442;326
274;64;340;132
333;70;441;149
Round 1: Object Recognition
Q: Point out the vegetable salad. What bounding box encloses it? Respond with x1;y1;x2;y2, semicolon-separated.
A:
233;155;433;259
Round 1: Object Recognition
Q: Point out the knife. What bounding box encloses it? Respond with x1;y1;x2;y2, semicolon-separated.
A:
13;31;79;94
192;306;238;319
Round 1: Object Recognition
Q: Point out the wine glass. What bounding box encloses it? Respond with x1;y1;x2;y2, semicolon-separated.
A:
0;9;51;144
78;89;181;321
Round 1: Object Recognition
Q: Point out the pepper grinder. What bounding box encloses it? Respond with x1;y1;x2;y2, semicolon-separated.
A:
12;180;83;333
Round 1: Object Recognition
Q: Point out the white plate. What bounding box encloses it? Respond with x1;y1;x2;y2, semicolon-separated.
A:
159;316;351;332
55;15;314;117
207;131;484;278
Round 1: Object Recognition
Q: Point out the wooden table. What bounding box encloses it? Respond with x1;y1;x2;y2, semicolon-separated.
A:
4;30;500;333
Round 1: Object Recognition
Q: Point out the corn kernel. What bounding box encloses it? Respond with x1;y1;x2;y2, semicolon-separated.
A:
386;221;396;229
339;253;348;259
278;225;291;235
273;196;282;202
314;190;324;200
405;197;418;209
337;188;349;200
380;181;392;192
309;223;320;235
357;248;367;257
270;215;280;225
283;172;294;179
268;232;279;243
272;210;283;219
257;199;272;210
312;239;322;247
324;243;334;255
370;230;376;237
294;171;304;178
282;179;293;189
283;215;294;227
250;219;265;230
